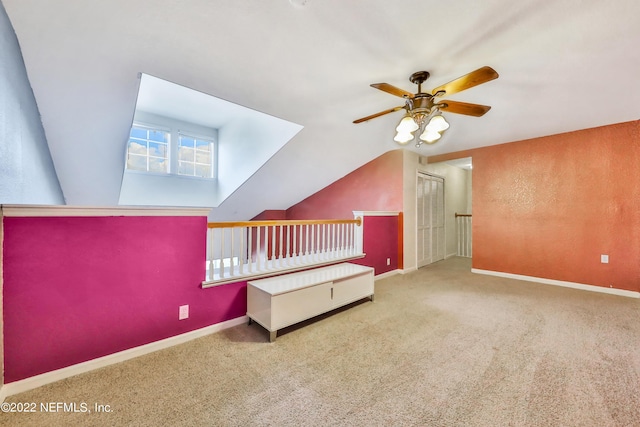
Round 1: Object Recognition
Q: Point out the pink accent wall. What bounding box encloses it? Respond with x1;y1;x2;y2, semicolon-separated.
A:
2;216;247;383
350;215;399;275
286;149;404;219
471;120;640;291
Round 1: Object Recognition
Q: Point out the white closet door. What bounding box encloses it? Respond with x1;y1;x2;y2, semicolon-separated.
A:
417;173;445;268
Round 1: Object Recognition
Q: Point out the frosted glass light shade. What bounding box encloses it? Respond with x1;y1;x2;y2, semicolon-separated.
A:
396;115;419;133
419;129;442;143
426;115;449;132
394;131;414;144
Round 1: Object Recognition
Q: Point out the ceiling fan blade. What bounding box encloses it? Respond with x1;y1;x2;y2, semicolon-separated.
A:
353;106;405;123
431;66;499;96
370;83;415;98
439;100;491;117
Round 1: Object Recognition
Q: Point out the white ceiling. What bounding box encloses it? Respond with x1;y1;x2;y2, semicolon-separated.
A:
4;0;640;220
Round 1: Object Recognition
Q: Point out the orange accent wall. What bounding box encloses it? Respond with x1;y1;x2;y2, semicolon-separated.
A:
286;149;404;219
471;120;640;291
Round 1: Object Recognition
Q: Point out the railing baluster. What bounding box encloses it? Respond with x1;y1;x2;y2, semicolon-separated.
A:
263;225;267;270
311;224;316;260
262;225;267;270
344;224;349;256
247;226;253;273
293;224;297;263
305;224;310;261
256;226;262;272
331;224;336;256
239;227;244;275
208;228;214;280
346;223;350;256
219;228;225;279
342;223;346;256
321;225;324;259
278;225;283;267
270;225;275;269
286;225;291;266
229;227;235;277
349;224;356;255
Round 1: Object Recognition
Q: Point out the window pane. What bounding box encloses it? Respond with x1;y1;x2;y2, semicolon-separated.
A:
130;127;147;139
128;140;147;156
149;142;167;157
195;150;210;164
149;158;168;173
126;126;169;172
195;139;210;150
180;137;195;148
195;164;211;178
127;154;147;171
178;161;195;175
149;130;168;143
179;146;195;161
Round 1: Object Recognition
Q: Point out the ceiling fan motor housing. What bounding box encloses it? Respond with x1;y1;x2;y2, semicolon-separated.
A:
409;95;436;124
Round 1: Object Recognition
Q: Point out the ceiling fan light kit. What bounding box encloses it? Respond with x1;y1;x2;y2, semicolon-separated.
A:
354;66;499;147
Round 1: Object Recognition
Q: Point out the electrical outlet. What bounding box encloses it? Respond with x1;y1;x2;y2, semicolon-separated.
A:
179;305;189;320
601;254;609;264
386;258;391;266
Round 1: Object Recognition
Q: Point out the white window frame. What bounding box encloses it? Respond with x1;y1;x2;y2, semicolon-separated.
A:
177;132;217;179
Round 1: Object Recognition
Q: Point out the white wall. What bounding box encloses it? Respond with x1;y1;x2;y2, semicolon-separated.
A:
0;2;64;204
217;114;302;205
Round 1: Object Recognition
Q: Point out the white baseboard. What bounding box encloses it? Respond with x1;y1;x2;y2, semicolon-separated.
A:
374;269;401;280
0;386;8;404
472;269;639;299
399;266;417;274
1;315;248;400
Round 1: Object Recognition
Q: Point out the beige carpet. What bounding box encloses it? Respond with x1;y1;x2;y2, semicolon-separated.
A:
2;257;640;427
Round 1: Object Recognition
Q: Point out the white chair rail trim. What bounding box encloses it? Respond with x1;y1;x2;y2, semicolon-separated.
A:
0;204;211;217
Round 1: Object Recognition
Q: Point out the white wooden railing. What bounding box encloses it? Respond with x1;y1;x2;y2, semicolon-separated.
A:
455;213;472;257
203;217;364;287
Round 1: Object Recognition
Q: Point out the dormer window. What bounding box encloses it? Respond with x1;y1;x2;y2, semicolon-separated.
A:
119;73;302;207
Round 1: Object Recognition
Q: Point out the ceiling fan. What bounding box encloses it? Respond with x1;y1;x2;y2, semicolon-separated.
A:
353;66;499;146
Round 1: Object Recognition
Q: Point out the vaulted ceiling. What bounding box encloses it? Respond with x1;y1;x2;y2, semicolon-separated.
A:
4;0;640;220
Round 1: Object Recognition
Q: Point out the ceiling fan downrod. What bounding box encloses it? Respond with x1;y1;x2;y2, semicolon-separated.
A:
409;71;430;93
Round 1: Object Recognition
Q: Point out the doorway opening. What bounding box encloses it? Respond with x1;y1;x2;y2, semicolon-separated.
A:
417;172;445;268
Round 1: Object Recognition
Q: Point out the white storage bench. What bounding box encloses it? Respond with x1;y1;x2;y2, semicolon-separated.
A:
247;263;375;342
